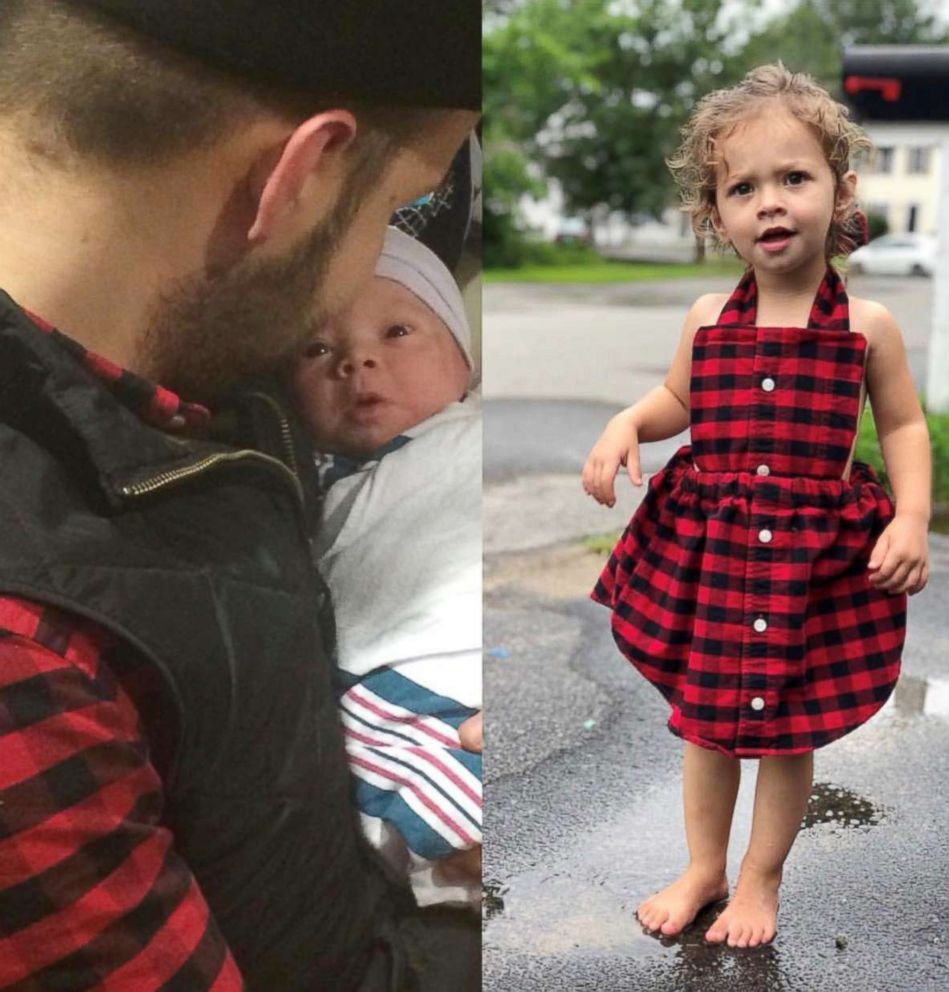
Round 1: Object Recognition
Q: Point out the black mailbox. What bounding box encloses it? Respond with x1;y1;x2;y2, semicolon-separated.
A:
843;45;949;122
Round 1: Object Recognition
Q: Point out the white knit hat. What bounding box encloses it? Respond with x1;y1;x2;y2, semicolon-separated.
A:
375;227;474;382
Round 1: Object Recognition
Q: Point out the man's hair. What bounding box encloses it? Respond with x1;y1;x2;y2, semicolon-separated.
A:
0;0;442;170
667;63;873;258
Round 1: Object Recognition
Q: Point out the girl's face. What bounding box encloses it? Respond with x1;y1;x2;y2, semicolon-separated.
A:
711;109;855;279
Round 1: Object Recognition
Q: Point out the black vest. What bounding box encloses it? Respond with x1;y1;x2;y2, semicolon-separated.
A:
0;295;401;991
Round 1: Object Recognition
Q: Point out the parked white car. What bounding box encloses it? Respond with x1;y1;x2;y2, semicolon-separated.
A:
554;216;590;245
848;234;937;277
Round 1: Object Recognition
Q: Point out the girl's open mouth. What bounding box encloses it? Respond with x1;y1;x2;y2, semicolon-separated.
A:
757;228;796;252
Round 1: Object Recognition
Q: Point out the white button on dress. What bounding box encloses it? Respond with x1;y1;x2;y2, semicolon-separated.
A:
750;696;765;711
758;528;773;544
756;464;771;476
753;617;768;633
762;377;776;392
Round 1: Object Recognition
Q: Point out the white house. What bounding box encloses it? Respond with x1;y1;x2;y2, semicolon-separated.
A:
857;122;943;236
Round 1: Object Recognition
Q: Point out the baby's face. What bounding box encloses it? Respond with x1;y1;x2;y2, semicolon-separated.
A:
293;276;470;457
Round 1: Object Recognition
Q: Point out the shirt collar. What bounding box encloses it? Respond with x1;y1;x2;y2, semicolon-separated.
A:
24;308;211;432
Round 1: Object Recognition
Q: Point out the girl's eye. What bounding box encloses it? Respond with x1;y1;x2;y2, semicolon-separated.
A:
303;341;331;359
786;171;808;186
729;181;753;197
386;324;411;339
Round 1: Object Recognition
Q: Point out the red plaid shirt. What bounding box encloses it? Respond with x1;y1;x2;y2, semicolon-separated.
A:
0;316;243;989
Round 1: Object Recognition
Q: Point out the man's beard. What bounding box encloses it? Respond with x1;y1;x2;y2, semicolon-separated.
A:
137;181;360;405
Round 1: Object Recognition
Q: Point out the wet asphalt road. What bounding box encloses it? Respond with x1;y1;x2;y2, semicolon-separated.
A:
482;276;949;992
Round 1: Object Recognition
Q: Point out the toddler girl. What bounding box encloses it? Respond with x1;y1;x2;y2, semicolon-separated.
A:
583;64;931;949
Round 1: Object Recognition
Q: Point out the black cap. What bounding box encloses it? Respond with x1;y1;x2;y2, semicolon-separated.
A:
63;1;481;110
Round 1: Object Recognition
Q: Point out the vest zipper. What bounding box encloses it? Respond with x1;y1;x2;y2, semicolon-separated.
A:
245;390;300;478
120;449;303;502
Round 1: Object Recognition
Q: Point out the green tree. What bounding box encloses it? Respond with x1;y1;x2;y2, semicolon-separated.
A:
738;1;839;91
822;0;947;46
484;0;748;261
541;0;744;231
483;0;608;264
482;141;545;267
738;0;948;95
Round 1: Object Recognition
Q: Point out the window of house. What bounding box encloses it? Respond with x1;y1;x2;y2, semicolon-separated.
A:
908;147;931;174
875;147;895;174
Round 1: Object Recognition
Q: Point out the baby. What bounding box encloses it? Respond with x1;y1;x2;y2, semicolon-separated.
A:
292;227;482;908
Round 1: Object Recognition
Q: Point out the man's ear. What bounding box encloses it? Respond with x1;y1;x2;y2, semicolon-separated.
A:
247;110;357;244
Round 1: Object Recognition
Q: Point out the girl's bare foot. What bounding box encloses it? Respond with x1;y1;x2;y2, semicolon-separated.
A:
704;865;780;947
637;866;729;937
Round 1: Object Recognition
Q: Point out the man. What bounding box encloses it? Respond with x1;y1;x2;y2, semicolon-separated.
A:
0;2;479;989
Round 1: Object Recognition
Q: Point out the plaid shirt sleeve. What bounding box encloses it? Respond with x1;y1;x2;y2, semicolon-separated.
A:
0;596;244;991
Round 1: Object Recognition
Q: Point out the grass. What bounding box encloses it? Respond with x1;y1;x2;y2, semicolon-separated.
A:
856;406;949;534
484;257;744;284
583;531;623;555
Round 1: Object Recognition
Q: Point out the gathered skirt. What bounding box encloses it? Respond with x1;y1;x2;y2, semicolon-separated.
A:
593;446;906;757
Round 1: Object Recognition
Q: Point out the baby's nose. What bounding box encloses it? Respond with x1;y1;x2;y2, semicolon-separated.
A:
338;352;378;375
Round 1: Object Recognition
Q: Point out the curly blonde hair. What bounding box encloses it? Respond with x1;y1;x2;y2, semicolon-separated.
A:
667;63;873;257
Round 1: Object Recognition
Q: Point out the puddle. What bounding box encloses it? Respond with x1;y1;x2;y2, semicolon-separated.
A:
645;898;727;950
657;939;789;992
484;771;758;957
485;769;889;973
482;867;662;956
488;868;795;990
801;782;883;831
483;877;508;921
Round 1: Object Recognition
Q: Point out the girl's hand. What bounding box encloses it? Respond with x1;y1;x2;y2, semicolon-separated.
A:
867;515;929;595
582;410;641;507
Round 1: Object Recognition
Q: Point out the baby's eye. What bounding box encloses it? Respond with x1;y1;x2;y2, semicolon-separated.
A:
728;181;753;197
385;324;411;339
303;341;331;359
785;171;809;186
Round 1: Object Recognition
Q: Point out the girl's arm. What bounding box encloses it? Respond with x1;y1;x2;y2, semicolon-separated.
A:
582;295;720;506
861;300;931;595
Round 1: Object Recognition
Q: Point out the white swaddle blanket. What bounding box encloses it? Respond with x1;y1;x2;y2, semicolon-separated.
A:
317;397;482;906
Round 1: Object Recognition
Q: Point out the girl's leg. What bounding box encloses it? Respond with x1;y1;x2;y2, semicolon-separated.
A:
637;741;739;936
705;751;814;947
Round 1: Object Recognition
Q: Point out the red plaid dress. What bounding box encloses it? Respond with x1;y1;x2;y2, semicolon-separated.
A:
593;267;906;757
